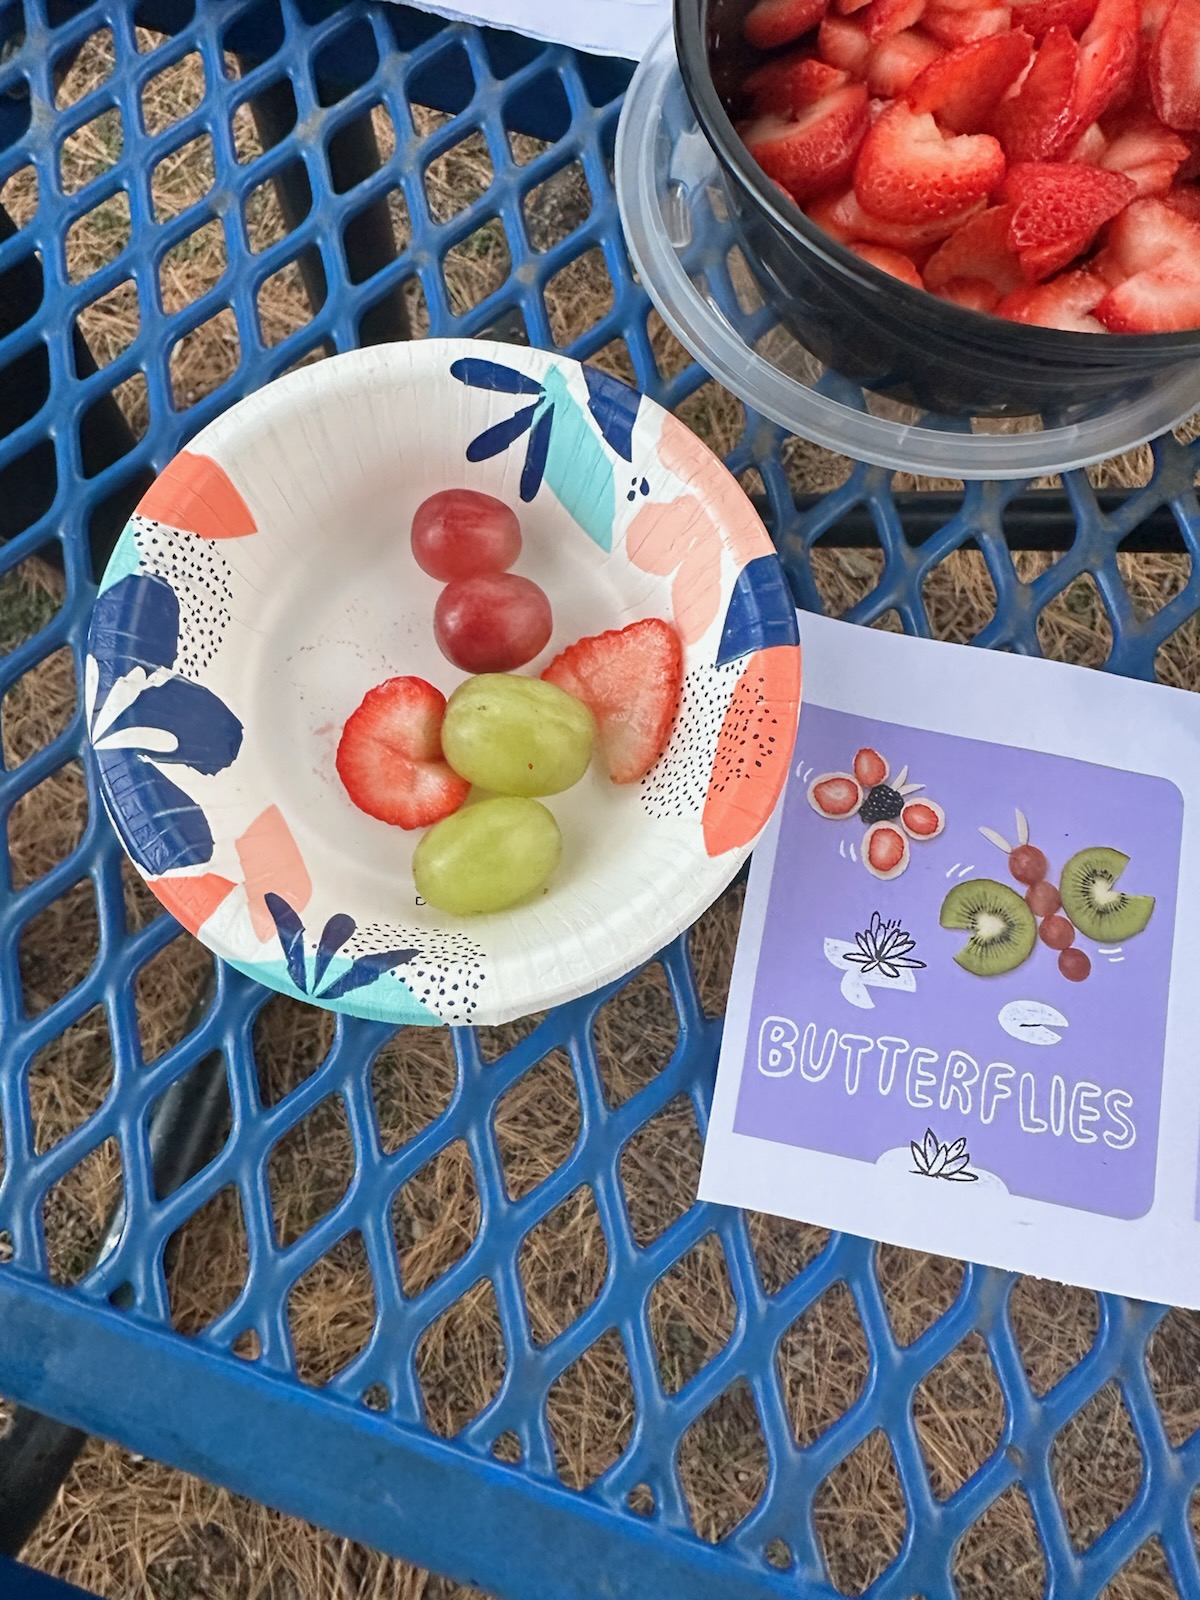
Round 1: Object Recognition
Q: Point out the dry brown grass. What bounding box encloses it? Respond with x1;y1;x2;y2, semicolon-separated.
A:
4;23;1200;1600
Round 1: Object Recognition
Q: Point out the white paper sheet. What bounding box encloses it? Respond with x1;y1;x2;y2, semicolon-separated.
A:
389;0;669;59
701;613;1200;1308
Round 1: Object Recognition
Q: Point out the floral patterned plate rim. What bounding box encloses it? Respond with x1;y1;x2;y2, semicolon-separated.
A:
86;340;802;1026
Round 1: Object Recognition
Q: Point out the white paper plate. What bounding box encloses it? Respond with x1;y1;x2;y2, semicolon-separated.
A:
86;341;801;1026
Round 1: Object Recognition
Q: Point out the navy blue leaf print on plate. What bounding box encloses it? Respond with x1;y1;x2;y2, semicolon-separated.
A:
262;895;416;1001
582;365;640;462
90;572;179;704
521;405;554;503
265;892;308;993
450;357;544;397
318;949;418;1001
466;401;541;463
101;676;244;774
97;749;215;876
313;912;356;992
716;555;801;666
88;572;244;876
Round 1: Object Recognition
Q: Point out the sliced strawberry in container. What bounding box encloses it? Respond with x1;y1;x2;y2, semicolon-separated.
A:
854;102;1006;222
809;183;985;246
994;25;1081;160
1097;264;1200;329
1152;0;1200;129
1102;193;1200;272
922;0;1012;48
923;204;1024;292
905;30;1033;132
744;84;872;201
1164;179;1200;218
818;13;873;72
1002;160;1136;268
745;0;831;50
863;0;927;42
996;267;1110;326
866;28;944;94
747;54;851;116
849;241;925;283
1017;229;1096;278
1099;109;1190;195
1071;0;1139;127
1067;120;1109;160
336;677;470;829
1010;0;1097;37
938;275;1005;308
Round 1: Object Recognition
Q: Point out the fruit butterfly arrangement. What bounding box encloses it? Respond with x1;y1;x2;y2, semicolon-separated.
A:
336;489;685;916
738;0;1200;331
940;807;1155;980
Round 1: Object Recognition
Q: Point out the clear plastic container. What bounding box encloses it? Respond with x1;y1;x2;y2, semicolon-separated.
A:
614;26;1200;480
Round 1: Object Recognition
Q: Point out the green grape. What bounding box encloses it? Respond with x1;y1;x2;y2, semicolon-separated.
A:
441;674;594;797
413;797;562;915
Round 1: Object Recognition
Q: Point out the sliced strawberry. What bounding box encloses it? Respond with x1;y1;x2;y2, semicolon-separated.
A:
809;182;984;245
996;267;1109;326
336;677;469;829
1002;160;1135;246
937;275;1004;308
747;53;850;116
923;203;1024;290
905;31;1033;132
1102;193;1200;273
1017;229;1095;276
1010;0;1097;37
1151;0;1200;129
744;84;871;200
1164;179;1200;218
854;102;1006;221
848;240;925;283
1097;266;1200;329
922;0;1012;48
863;0;926;41
994;26;1081;160
1099;109;1189;195
745;0;831;50
542;619;683;785
1067;119;1109;159
836;0;873;13
1071;0;1138;126
866;28;944;93
818;13;873;72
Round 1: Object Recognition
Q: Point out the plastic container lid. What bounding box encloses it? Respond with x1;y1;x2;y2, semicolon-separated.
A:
615;28;1200;480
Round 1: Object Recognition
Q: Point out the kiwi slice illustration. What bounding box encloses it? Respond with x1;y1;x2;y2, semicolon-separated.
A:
1059;847;1155;942
940;878;1037;976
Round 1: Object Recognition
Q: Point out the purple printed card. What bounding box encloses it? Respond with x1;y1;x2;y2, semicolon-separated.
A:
700;613;1200;1306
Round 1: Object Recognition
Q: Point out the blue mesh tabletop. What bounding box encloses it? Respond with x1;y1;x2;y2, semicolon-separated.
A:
3;3;1200;1597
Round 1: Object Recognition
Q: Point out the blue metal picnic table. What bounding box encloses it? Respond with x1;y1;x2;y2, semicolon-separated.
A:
2;2;1200;1597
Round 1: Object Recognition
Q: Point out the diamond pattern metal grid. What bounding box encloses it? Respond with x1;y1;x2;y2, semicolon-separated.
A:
2;1;1200;1597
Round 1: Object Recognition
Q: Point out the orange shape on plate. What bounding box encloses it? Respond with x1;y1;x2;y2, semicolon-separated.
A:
702;644;802;857
236;805;312;942
138;450;257;540
148;872;236;937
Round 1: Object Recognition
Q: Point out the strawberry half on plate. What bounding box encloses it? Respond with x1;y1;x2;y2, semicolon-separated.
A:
336;676;469;829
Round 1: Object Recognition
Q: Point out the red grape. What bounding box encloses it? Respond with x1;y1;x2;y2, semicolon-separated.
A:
1039;914;1075;950
1026;880;1061;917
412;489;521;581
434;573;553;673
1059;947;1091;982
1008;843;1048;885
